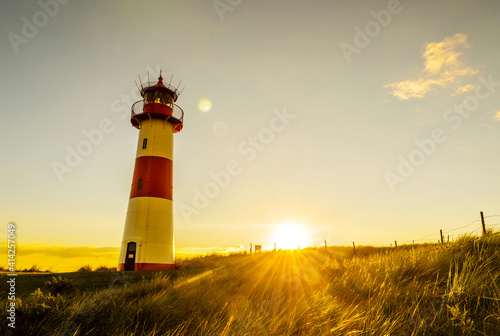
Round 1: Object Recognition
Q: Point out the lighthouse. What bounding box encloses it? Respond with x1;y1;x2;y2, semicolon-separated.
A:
118;73;183;271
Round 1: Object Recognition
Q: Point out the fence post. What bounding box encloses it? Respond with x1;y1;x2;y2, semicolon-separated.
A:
250;243;252;254
440;230;444;244
324;240;327;249
394;241;397;249
352;242;356;256
481;211;487;236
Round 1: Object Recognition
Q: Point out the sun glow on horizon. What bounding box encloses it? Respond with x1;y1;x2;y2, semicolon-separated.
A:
272;223;309;250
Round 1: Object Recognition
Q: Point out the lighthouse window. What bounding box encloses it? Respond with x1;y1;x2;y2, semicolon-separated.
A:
142;138;148;149
137;178;143;190
145;90;174;105
162;91;174;104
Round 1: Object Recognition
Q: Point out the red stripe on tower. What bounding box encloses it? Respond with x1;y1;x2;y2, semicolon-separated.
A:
129;156;173;200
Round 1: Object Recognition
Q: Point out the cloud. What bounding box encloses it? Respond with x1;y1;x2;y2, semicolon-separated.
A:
0;242;119;258
0;243;246;271
176;245;245;256
0;243;120;272
218;245;245;254
494;110;500;121
453;84;475;96
386;33;478;100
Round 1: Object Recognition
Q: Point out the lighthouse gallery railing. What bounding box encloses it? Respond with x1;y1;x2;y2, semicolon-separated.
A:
131;100;184;124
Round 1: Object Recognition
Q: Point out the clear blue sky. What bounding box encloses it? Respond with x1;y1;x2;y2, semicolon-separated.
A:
1;1;499;268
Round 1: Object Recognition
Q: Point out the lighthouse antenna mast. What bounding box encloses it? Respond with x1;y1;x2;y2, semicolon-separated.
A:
134;80;141;93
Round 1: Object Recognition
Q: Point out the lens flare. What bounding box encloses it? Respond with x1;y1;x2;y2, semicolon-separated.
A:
213;121;228;137
198;98;212;113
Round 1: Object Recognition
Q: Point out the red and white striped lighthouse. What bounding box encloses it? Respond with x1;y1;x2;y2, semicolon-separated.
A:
118;73;183;271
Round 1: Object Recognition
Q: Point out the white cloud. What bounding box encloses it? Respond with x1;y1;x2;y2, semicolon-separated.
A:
494;110;500;121
0;242;119;258
176;245;245;256
453;84;475;96
386;33;478;100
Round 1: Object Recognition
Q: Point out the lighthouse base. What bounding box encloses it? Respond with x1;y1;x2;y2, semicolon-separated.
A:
118;263;175;271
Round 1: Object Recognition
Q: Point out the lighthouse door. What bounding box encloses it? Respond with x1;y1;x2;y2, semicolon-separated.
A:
124;242;137;271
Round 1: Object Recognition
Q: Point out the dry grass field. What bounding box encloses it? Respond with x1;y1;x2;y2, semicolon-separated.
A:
2;235;500;335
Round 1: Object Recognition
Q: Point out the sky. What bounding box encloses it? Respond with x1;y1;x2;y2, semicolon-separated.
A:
1;0;499;271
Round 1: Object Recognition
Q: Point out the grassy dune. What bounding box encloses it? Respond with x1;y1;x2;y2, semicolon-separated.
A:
2;235;500;335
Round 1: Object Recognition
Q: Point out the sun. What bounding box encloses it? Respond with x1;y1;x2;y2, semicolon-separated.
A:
272;223;308;250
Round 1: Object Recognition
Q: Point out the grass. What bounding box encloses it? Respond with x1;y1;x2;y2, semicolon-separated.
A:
2;235;500;335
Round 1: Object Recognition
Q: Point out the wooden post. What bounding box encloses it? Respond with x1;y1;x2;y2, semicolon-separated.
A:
481;211;487;236
324;240;327;249
440;230;444;244
447;235;449;243
352;242;356;256
394;241;397;249
250;243;252;254
413;240;415;245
